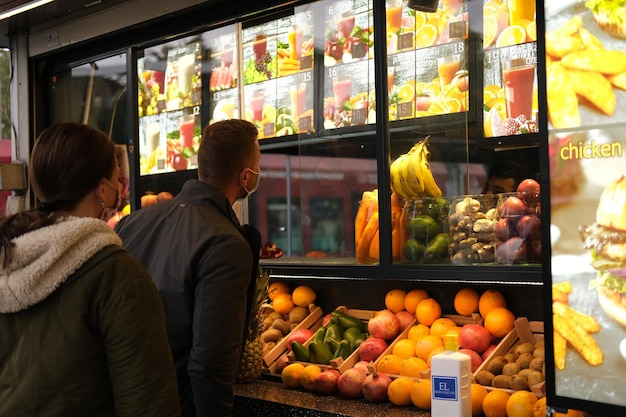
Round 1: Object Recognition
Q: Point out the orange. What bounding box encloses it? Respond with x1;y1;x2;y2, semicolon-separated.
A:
506;390;538;417
300;364;321;391
444;97;463;113
526;20;537;42
415;334;443;362
485;98;507;122
429;317;458;338
377;354;404;375
482;389;510;417
392;338;417;359
268;281;290;301
496;25;527;48
387;376;415;406
484;307;515;338
479;289;507;317
385;289;407;313
471;383;488;417
414;11;427;29
292;285;316;307
407;323;430;341
454;287;480;316
483;15;499;48
427;346;446;366
533;396;547;417
410;378;432;409
405;289;429;314
484;84;502;103
415;297;442;326
281;362;305;388
399;357;428;377
272;292;295;315
415;24;438;48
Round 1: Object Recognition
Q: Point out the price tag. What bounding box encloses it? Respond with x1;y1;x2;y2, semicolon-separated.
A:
299;116;312;132
263;123;275;137
398;32;414;50
301;55;313;70
398;102;413;119
352;108;367;125
449;21;467;39
351;42;367;59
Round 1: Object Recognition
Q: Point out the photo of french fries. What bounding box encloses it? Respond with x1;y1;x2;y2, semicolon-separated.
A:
552;281;604;370
546;15;626;129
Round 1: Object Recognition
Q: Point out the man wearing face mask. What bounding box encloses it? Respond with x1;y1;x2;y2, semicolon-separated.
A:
115;119;262;417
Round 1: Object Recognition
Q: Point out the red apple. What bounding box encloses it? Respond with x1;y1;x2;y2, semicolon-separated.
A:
517;178;540;196
497;196;527;219
286;329;314;351
459;348;483;373
459;323;491;353
337;368;366;398
314;368;341;395
368;309;401;341
361;372;392;402
358;337;388;362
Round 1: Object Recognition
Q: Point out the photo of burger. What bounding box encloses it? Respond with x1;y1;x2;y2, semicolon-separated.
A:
586;0;626;40
580;174;626;328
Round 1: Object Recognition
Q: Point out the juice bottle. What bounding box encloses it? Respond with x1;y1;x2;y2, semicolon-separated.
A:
431;334;471;417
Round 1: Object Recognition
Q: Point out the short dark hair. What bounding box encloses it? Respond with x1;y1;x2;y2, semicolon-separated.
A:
487;159;534;186
197;119;258;185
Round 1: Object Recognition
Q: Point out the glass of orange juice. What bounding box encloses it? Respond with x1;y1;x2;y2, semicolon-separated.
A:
437;54;461;88
386;0;403;32
501;57;535;120
507;0;535;27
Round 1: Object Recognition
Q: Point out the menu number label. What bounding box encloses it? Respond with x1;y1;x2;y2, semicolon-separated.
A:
398;32;414;50
263;123;275;137
299;115;313;132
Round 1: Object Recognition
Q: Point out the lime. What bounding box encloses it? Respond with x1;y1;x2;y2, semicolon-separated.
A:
404;238;425;262
407;215;438;243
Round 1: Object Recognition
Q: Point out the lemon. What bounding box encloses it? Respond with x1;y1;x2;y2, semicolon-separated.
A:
398;84;415;103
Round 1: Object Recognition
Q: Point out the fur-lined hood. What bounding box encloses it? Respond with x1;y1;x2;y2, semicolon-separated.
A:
0;216;122;313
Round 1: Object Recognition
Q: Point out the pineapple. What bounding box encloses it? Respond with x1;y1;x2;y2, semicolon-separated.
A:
236;266;270;383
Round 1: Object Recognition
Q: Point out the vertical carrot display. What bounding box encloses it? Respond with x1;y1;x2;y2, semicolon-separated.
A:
357;211;379;263
391;192;404;260
354;191;374;244
369;228;380;260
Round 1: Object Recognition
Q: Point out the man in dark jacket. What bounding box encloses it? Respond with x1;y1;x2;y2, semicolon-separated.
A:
116;119;261;417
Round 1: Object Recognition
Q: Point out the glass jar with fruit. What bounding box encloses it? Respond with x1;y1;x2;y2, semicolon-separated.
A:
400;197;450;264
448;195;499;264
495;183;541;264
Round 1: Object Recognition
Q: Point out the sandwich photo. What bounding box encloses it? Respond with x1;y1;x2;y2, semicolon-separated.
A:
586;0;626;39
580;174;626;328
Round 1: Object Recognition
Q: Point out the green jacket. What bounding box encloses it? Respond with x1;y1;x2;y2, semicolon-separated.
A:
0;216;180;416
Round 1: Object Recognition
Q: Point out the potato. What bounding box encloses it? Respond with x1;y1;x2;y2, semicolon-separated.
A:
569;69;615;116
475;371;495;386
546;62;580;129
492;374;512;389
561;50;626;75
510;374;530;391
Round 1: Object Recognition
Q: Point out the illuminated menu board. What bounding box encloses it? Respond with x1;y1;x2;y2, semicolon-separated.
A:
546;0;626;414
137;40;202;175
242;5;315;138
482;0;538;138
208;25;239;125
322;0;374;130
387;0;468;122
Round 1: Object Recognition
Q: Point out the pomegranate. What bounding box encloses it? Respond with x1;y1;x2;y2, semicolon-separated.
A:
353;360;371;374
459;323;491;353
358;337;388;362
337;368;366;398
361;372;392;402
481;344;498;361
459;348;483;373
314;368;341;395
367;309;401;340
395;310;415;331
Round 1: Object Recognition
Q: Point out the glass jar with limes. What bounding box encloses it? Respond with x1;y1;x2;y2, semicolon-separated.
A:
400;197;450;264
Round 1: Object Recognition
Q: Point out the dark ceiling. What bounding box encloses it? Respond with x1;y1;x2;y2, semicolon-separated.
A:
0;0;129;47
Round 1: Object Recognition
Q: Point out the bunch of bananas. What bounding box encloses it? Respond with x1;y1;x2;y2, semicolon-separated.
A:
390;136;442;200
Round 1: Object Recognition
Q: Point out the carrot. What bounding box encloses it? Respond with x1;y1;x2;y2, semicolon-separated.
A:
354;191;373;243
369;228;380;260
357;211;379;263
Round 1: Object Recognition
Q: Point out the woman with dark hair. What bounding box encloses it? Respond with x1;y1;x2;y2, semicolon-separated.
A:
0;122;180;416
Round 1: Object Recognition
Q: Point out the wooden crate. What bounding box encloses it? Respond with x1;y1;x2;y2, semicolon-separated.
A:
285;306;374;374
262;305;324;374
474;317;545;397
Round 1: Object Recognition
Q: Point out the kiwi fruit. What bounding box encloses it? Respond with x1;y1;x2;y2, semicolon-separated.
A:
486;356;508;375
492;374;512;389
518;368;534;379
527;370;545;387
504;351;519;363
515;342;536;355
502;362;521;376
516;352;534;369
533;346;545;360
510;374;530;391
475;370;495;386
529;357;545;372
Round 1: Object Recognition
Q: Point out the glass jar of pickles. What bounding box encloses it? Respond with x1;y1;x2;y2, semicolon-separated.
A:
400;197;450;263
448;195;499;264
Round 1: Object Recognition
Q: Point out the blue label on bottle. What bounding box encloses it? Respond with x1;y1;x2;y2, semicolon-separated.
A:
432;376;458;401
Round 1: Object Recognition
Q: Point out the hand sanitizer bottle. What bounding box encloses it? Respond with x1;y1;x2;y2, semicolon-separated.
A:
431;333;472;417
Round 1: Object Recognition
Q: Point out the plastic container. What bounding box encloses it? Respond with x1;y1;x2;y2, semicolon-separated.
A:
447;195;499;264
400;197;450;264
430;334;472;417
494;191;542;264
